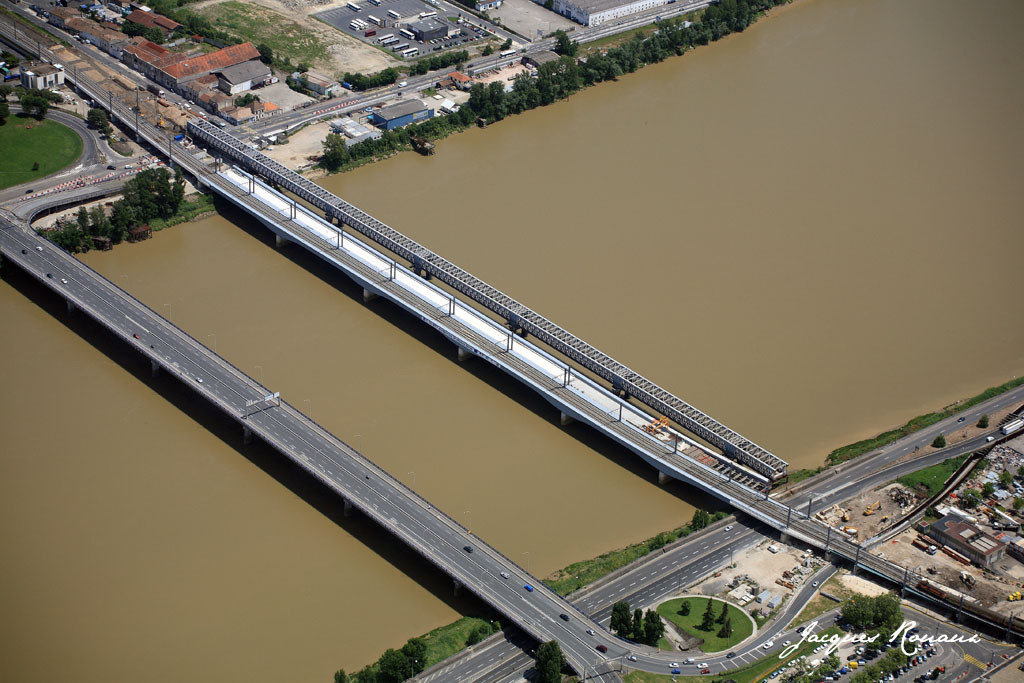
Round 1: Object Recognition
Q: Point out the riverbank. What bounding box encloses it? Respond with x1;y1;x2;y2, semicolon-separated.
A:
317;1;791;175
782;376;1024;484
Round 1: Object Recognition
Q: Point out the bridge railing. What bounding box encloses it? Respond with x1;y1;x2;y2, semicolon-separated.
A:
186;117;789;481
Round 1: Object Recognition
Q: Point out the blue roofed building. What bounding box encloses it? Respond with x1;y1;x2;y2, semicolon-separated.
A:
370;100;433;130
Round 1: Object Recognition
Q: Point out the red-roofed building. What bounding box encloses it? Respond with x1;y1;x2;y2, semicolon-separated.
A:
125;10;182;39
121;39;262;91
448;71;472;91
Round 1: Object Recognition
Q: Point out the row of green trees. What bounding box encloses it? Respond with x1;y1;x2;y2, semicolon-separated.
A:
838;592;903;653
695;597;735;637
610;600;666;645
408;50;470;77
341;67;402;92
332;636;428;683
322;2;789;172
48;168;185;252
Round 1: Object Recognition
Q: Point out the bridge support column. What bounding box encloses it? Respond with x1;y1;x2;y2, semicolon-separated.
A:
457;347;472;362
900;567;909;597
954;592;964;623
852;545;861;575
658;470;672;486
243;426;253;445
66;299;75;314
453;579;462;596
560;411;575;427
786;506;792;528
806;496;814;519
362;288;379;302
275;233;290;249
150;359;160;377
343;499;353;517
824;527;832;559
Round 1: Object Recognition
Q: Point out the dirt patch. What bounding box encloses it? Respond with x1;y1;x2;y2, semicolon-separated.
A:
825;483;920;541
262;119;338;169
836;573;889;598
194;0;399;76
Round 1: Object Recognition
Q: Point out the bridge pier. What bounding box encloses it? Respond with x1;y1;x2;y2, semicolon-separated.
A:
275;233;291;249
457;346;473;362
343;499;353;517
453;579;462;596
66;299;75;314
362;288;379;302
243;426;253;445
658;470;672;486
150;359;159;377
560;411;575;426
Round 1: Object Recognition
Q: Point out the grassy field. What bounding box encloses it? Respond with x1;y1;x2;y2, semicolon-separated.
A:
147;194;216;231
826;377;1024;467
199;2;328;68
656;597;753;652
896;454;970;497
0;116;82;190
419;616;496;668
791;575;850;627
625;626;841;683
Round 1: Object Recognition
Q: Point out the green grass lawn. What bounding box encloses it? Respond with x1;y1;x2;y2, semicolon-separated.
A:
0;115;83;190
199;2;328;68
418;617;496;668
625;626;841;683
656;597;753;653
897;454;969;497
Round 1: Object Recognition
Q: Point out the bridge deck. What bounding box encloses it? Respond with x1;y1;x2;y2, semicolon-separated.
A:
188;118;788;482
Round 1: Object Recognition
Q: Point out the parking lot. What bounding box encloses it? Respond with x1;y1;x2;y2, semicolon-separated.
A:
315;0;492;59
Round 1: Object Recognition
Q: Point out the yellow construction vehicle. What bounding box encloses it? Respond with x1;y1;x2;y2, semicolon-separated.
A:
1009;591;1022;602
880;515;890;523
842;510;850;522
863;501;881;516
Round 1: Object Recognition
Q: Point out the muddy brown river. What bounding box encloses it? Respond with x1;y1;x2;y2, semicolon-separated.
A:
3;0;1023;680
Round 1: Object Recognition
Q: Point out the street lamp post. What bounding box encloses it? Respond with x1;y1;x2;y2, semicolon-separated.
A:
207;333;217;353
408;471;416;487
464;510;471;533
255;365;264;385
163;302;172;321
304;398;312;417
523;551;530;574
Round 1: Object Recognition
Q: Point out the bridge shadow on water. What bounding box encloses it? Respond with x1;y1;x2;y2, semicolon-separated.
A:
1;260;491;624
217;199;725;516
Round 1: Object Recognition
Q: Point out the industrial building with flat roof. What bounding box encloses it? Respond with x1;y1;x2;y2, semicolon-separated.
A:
551;0;670;27
927;515;1007;567
410;18;448;42
370;100;434;130
19;61;64;90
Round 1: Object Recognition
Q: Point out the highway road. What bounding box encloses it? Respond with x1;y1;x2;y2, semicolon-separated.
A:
6;12;1024;676
415;388;1024;681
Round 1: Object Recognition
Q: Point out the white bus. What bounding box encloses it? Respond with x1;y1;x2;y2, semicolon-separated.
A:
500;49;517;58
386;9;401;19
380;36;398;45
367;0;380;4
392;43;410;51
367;14;380;26
346;2;360;11
419;11;437;18
377;33;395;42
399;28;415;39
402;47;419;57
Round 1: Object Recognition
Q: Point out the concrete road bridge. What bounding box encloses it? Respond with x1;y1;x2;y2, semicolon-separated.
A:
3;21;1023;675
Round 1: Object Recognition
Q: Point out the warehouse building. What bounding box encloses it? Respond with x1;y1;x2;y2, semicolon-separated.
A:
551;0;669;27
410;18;447;42
928;515;1007;568
370;100;433;130
523;50;560;68
215;60;272;95
125;10;182;40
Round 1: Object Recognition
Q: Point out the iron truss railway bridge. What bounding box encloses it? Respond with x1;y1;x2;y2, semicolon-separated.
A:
3;20;1023;659
186;118;789;483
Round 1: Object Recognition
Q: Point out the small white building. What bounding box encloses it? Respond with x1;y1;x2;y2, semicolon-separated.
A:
20;62;65;90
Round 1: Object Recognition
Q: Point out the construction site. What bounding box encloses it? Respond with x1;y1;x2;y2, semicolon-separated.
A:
813;483;920;543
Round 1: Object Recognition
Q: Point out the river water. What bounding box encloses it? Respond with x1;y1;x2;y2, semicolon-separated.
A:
3;0;1023;680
